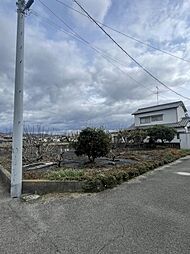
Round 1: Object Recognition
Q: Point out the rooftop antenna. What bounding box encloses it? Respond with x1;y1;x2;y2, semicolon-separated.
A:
156;86;159;105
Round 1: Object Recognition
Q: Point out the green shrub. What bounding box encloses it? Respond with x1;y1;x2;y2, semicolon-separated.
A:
122;171;129;181
137;165;148;174
83;179;104;192
128;169;140;179
114;171;124;184
101;175;118;188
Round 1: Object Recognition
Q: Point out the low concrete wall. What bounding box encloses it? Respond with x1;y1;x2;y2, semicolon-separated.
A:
0;165;11;192
180;133;190;149
0;165;85;194
22;180;85;194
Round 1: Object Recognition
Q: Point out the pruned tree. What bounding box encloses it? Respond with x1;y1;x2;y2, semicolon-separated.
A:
147;125;176;144
23;125;68;167
74;127;111;162
118;129;129;145
119;129;147;145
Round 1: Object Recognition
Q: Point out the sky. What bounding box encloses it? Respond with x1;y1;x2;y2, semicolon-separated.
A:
0;0;190;132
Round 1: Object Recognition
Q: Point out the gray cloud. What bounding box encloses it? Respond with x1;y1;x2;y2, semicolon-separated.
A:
72;0;112;25
0;0;190;132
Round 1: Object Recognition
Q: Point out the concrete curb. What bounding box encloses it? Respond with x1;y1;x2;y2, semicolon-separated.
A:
22;179;85;194
0;165;11;192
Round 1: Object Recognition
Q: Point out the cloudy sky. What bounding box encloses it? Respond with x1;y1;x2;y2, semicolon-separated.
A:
0;0;190;132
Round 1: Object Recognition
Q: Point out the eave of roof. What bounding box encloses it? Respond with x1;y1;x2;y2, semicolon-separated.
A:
132;101;187;115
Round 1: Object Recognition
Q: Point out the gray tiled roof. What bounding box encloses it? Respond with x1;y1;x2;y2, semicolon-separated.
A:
132;101;187;115
128;117;190;130
166;117;190;128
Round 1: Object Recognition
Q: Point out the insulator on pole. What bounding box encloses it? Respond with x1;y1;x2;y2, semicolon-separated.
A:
24;0;34;10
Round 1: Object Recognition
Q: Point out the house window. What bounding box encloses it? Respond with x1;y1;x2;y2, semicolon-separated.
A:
140;116;151;124
140;114;163;124
151;114;163;122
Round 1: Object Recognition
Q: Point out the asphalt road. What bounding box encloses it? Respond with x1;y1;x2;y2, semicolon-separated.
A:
0;157;190;254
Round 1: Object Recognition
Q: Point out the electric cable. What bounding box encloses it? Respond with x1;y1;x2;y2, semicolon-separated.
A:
73;0;190;101
32;9;166;99
54;0;190;63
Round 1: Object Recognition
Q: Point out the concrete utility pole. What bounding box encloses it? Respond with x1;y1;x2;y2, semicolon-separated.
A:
11;0;25;198
11;0;34;198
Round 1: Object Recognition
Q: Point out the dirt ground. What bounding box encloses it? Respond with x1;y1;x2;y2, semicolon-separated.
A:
0;146;142;173
0;144;182;181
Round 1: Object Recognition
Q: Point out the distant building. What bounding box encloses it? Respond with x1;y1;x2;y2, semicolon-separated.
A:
132;101;188;127
130;100;190;144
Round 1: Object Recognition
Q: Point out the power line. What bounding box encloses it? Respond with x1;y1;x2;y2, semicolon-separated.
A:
73;0;190;101
36;0;189;103
34;2;171;101
38;0;126;67
37;1;182;101
33;6;171;101
32;11;171;103
55;0;190;64
31;10;86;43
31;10;83;41
37;2;128;63
38;0;89;44
33;5;161;98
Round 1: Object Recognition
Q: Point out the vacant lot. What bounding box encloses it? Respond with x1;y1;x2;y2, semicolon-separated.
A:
22;149;190;182
1;143;189;191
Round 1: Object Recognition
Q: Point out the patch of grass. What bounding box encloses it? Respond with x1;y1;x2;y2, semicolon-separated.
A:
181;149;190;155
46;169;84;181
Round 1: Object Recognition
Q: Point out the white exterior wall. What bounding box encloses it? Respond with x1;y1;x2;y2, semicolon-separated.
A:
177;105;186;122
171;127;187;143
180;133;190;149
171;135;179;143
135;108;178;127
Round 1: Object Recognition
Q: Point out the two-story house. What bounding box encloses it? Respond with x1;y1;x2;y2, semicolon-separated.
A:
130;101;190;143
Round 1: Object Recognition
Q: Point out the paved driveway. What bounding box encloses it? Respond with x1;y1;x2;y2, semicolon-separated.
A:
0;157;190;254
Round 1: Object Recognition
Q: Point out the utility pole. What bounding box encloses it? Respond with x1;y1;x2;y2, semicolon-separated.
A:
11;0;34;198
11;0;25;198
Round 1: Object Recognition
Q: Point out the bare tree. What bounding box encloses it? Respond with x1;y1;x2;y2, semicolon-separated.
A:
23;125;68;166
